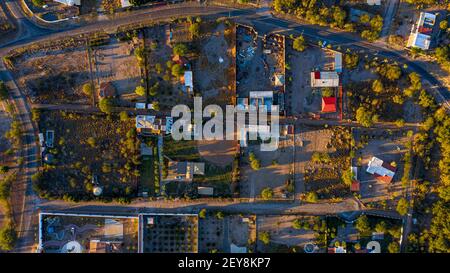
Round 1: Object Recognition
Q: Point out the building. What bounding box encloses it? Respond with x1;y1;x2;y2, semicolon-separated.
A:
197;186;214;196
182;70;193;94
99;82;116;98
367;0;381;5
407;12;437;50
350;166;360;192
135;115;173;135
321;97;337;113
120;0;132;8
54;0;81;6
164;160;205;182
311;71;339;87
366;157;396;183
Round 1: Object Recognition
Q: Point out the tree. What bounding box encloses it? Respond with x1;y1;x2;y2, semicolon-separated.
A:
440;20;448;31
305;192;318;203
189;23;201;38
341;168;353;187
0;224;17;251
149;82;159;97
99;98;114;114
87;137;96;148
396;198;409;216
199;209;207;219
321;87;334;97
31;0;45;7
171;64;184;77
388;241;400;253
395;119;405;128
259;231;271;245
261;187;274;200
135;85;146;96
293;35;307;52
355;215;371;234
0;166;9;174
372;79;384;93
292;219;302;229
82;83;93;97
173;43;189;56
215;211;224;219
375;221;387;233
360;13;370;24
0;81;8;101
344;53;359;70
119;111;129;121
356;107;374;127
378;64;402;81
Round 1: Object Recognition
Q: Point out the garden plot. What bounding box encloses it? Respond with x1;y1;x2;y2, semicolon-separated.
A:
198;215;225;253
35;111;140;201
257;215;326;253
13;47;91;104
162;138;234;197
285;45;332;115
143;24;192;111
92;39;141;104
194;22;235;106
297;125;352;200
40;213;139;253
240;137;294;200
352;128;408;205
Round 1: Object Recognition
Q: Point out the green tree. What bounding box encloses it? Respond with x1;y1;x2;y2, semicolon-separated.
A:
388;241;400;253
135;85;146;96
87;137;96;148
261;187;274;200
189;23;201;38
0;165;9;174
439;20;448;31
119;111;129;121
356;107;374;127
199;209;207;219
0;81;8;101
305;192;318;203
149;82;159;97
173;43;189;56
321;87;334;97
82;83;94;97
396;198;409;216
32;0;45;7
216;211;224;220
0;224;17;251
171;64;184;77
293;35;307;52
259;231;271;245
355;215;371;234
99;98;114;114
372;79;384;93
341;168;353;187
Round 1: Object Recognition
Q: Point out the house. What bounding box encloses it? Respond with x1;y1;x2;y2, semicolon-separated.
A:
350;166;360;192
136;115;173;135
164;161;205;182
321;97;336;113
54;0;81;6
120;0;132;8
366;157;396;183
311;71;339;87
99;82;116;98
407;12;437;50
334;51;343;73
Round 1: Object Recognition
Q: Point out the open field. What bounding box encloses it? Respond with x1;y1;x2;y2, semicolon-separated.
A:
240;138;294;200
13;46;92;104
257;215;326;253
40;214;139;253
35;111;140;201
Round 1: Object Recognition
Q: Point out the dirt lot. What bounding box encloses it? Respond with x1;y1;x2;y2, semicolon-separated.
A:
36;111;140;201
353;128;408;205
286;45;333;115
228;215;256;252
40;214;139;253
197;140;237;168
240;138;294;200
92;38;141;105
296;125;352;200
13;46;91;104
257;215;326;253
236;26;285;97
194;22;235;106
198;215;225;253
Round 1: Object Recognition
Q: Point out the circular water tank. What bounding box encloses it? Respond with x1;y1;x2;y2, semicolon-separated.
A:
93;186;103;196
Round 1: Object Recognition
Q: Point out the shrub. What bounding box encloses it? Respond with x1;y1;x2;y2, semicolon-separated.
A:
135;85;146;96
119;111;129;121
99;98;114;114
396;198;409;216
292;35;306;52
305;192;318;203
173;43;189;56
0;224;17;251
259;231;270;245
82;83;94;97
261;187;273;200
199;209;207;219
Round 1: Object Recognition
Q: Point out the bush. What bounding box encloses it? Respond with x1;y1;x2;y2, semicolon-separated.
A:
261;187;273;200
321;87;334;97
82;83;94;97
189;23;201;38
87;137;96;148
171;64;184;77
344;53;359;70
388;241;400;253
356;106;374;127
199;209;207;219
0;165;9;174
32;0;45;7
135;85;146;96
0;224;17;251
355;215;371;234
259;231;270;245
119;111;129;121
99;98;114;114
173;43;189;56
305;192;318;203
396;198;409;216
0;81;8;101
372;79;383;93
292;35;306;52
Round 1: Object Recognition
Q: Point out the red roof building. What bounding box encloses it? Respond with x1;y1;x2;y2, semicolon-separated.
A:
350;180;360;192
99;82;116;98
321;97;337;113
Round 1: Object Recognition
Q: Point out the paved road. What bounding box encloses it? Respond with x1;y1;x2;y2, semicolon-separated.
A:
0;61;39;253
380;0;400;40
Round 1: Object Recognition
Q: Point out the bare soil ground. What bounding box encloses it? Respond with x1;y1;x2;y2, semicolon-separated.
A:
257;215;324;253
194;22;235;106
240;138;294;200
198;216;225;253
13;47;91;104
93;39;141;104
286;46;330;115
229;215;256;251
353;128;409;206
197;140;237;168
